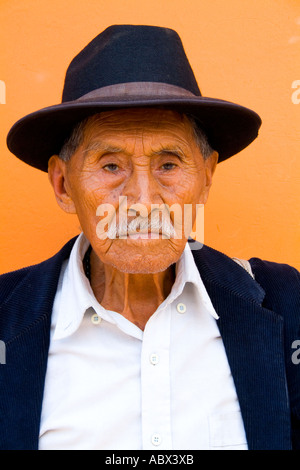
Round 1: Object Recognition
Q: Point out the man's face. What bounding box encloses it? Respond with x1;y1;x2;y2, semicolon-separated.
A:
49;108;217;273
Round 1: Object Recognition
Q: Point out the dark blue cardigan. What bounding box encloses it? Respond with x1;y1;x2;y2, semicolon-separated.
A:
0;237;300;450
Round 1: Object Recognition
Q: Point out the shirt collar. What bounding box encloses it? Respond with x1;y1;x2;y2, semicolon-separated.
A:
53;233;107;340
163;241;219;319
53;233;218;340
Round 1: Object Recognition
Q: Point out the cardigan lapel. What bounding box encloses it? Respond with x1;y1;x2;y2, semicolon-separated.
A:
191;242;291;450
0;238;76;450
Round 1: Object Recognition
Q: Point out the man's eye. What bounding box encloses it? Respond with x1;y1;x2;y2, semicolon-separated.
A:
103;163;119;172
161;162;176;171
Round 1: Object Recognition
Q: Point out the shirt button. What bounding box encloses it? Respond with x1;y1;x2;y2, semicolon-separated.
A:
149;353;159;365
151;433;162;446
177;302;187;314
91;313;102;325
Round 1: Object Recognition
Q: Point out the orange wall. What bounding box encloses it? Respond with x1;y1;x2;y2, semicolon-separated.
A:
0;0;299;273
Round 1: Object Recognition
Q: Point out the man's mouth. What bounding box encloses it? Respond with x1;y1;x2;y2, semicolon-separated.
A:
117;229;171;239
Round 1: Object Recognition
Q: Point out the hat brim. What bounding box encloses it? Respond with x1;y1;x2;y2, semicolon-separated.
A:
7;96;262;172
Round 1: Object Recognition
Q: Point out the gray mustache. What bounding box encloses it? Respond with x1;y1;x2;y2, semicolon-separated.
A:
108;214;177;239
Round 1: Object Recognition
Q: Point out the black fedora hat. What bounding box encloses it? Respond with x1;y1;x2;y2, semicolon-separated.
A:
7;24;262;172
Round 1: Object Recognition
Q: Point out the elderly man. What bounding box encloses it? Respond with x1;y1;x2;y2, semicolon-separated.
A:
1;25;300;451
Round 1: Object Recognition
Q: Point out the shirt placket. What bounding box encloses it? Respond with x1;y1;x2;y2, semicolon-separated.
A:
141;305;172;450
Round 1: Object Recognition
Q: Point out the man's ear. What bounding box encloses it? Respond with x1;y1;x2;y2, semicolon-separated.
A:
48;155;77;214
201;150;218;204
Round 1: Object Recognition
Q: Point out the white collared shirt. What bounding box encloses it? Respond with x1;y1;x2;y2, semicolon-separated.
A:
39;233;248;450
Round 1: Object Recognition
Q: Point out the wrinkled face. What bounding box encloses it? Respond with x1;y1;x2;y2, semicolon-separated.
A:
49;108;218;273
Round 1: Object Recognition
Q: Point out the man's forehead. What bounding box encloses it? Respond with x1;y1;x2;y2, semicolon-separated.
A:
81;108;195;147
85;108;191;132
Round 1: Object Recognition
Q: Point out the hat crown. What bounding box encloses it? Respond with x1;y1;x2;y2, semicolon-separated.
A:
62;25;201;102
7;24;262;171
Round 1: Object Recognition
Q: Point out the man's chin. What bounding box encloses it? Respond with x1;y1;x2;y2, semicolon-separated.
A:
101;237;185;273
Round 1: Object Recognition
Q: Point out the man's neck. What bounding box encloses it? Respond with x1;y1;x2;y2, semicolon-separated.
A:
89;249;175;331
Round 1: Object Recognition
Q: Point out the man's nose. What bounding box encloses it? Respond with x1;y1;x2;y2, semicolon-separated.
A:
122;168;161;213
